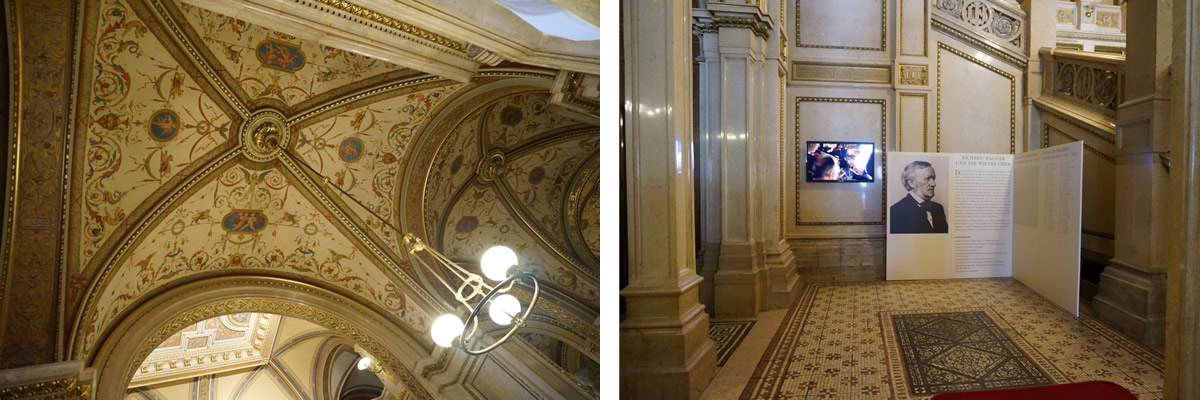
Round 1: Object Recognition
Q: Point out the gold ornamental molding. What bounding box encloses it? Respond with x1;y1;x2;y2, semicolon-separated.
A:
1056;42;1084;51
931;19;1027;69
899;64;928;86
1057;32;1126;43
793;97;887;226
791;62;891;84
146;0;250;117
305;0;468;53
795;0;887;51
898;93;929;152
936;42;1016;154
0;377;90;399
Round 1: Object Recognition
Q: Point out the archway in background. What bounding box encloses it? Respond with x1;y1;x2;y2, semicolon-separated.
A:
89;276;436;399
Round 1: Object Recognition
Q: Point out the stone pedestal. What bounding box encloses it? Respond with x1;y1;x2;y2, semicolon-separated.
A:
1092;260;1166;344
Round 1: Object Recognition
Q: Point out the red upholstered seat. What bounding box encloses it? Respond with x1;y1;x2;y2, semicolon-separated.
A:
929;381;1137;400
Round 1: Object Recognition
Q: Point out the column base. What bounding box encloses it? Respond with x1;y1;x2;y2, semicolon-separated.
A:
1093;259;1166;345
764;239;800;309
713;242;763;318
621;276;718;400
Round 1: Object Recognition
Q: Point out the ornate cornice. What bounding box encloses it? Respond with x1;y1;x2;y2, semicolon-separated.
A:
695;15;770;39
306;0;467;53
0;377;90;399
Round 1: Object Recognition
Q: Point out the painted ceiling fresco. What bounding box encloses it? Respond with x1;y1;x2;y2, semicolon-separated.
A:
74;0;235;275
295;83;464;251
176;2;413;107
78;164;429;356
55;0;600;393
422;91;601;310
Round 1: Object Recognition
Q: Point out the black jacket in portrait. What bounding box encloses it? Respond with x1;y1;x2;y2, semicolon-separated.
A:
889;194;949;234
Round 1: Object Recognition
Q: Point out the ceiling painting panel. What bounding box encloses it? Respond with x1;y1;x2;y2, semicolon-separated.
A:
75;0;235;275
421;110;484;244
79;164;430;357
440;184;598;307
578;188;599;260
481;92;580;150
499;135;599;242
176;2;412;108
294;83;464;250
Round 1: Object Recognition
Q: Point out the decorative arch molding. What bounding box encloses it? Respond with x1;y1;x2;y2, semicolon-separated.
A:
90;276;435;400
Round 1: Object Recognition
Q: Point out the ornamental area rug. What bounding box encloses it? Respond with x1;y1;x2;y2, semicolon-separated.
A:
711;320;757;366
739;279;1165;399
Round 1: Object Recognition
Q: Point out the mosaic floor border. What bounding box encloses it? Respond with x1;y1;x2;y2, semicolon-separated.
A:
711;320;757;367
739;279;1165;399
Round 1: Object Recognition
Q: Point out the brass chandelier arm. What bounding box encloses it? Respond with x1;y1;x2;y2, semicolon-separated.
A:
278;147;541;355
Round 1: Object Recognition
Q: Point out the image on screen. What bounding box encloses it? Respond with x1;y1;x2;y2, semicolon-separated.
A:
805;141;876;182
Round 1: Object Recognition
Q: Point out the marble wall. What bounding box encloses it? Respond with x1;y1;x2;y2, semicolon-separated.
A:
786;0;1026;277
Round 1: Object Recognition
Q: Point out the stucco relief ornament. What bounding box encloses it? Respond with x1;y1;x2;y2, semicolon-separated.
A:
241;109;290;162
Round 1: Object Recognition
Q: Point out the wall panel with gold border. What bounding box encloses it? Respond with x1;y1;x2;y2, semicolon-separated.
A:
933;40;1023;154
787;90;889;231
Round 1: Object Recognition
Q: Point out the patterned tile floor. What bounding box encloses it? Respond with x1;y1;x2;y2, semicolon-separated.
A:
710;320;757;366
705;279;1163;399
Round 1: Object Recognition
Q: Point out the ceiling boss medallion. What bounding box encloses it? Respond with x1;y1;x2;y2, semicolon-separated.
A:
241;109;290;162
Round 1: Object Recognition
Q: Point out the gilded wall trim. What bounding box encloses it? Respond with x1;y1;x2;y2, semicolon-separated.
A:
794;97;887;226
898;93;929;152
306;0;467;53
931;19;1028;69
791;62;891;84
899;0;930;56
795;0;887;51
1056;43;1084;51
1057;32;1125;43
898;64;928;85
936;42;1016;154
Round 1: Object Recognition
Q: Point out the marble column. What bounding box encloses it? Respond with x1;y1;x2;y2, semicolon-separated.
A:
696;22;722;313
1093;0;1171;346
1165;0;1200;396
760;0;800;310
620;0;717;398
1024;0;1059;149
694;3;772;319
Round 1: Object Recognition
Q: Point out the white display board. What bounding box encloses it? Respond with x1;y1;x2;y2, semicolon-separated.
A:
1013;142;1084;316
885;143;1083;316
886;152;1014;280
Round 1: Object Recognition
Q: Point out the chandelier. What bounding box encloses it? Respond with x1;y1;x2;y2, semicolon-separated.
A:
282;149;541;354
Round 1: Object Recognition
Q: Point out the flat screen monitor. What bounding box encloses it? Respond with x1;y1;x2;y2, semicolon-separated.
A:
805;141;876;182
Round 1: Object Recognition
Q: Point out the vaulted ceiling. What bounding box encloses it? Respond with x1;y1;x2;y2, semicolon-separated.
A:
15;0;600;393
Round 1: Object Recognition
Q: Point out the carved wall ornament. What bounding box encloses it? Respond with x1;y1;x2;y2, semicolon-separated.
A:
791;62;891;84
933;0;1024;53
899;64;929;85
1096;11;1121;29
1053;60;1121;115
694;15;770;39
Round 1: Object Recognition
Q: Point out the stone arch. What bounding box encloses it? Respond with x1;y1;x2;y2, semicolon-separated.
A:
89;275;436;400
